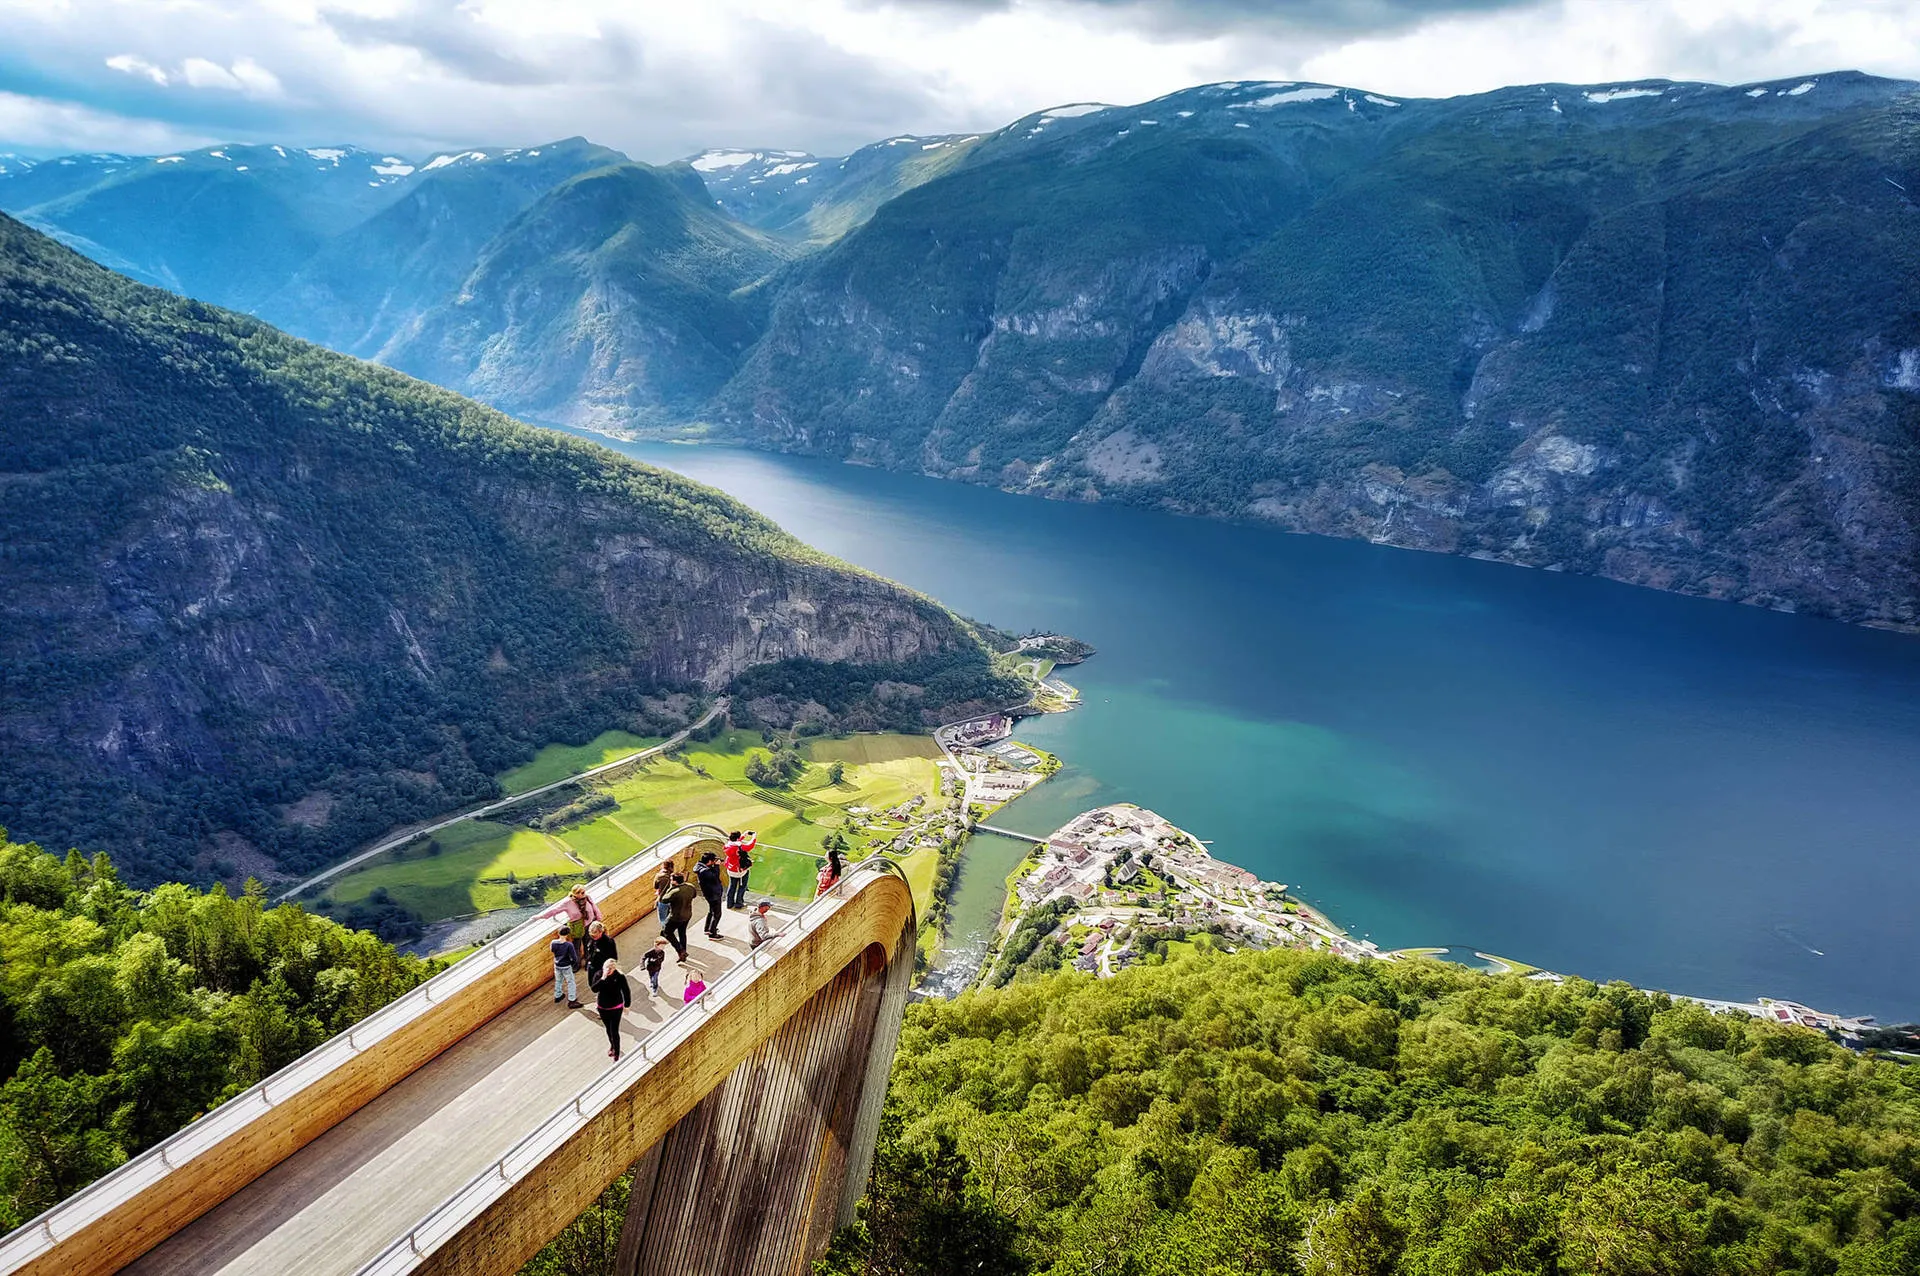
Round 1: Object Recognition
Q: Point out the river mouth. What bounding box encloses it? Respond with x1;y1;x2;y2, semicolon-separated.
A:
563;432;1920;1022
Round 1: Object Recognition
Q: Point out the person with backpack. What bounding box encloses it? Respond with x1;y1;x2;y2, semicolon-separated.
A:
550;926;580;1008
595;959;632;1060
694;850;726;939
725;830;757;909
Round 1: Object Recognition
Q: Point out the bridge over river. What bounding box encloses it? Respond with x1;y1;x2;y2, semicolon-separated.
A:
0;826;916;1276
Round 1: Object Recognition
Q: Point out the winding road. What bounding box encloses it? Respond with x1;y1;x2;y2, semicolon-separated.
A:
272;698;730;903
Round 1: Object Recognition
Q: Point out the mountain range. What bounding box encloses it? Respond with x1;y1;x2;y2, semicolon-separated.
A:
6;71;1919;624
0;213;1015;882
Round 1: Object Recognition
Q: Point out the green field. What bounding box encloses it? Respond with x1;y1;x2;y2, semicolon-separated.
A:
323;819;576;920
805;734;944;766
497;730;664;795
319;730;949;929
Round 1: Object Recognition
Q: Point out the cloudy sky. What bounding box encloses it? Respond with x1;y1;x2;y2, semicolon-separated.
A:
1;0;1916;160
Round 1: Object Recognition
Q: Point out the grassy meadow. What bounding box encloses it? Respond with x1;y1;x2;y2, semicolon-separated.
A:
497;729;665;795
318;729;951;932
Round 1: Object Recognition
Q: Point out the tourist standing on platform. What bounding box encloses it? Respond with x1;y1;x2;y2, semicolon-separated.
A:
595;959;631;1060
695;851;726;939
683;972;707;1004
748;900;779;949
662;872;697;962
538;884;602;972
550;927;580;1007
653;859;675;926
816;849;843;896
584;921;617;992
643;939;667;995
725;830;756;909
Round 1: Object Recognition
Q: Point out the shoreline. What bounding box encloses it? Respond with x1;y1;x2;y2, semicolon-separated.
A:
957;802;1888;1044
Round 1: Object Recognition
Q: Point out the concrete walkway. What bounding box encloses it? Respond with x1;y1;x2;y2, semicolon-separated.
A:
126;899;771;1276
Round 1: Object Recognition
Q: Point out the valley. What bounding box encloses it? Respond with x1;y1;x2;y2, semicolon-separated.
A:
5;46;1920;1276
309;728;958;942
8;73;1920;626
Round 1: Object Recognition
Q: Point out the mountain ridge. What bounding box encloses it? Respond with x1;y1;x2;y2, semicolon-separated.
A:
716;70;1920;626
0;212;1014;882
6;72;1919;624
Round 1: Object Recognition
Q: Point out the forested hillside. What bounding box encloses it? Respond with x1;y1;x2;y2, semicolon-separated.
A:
0;215;1016;883
0;835;437;1230
822;950;1920;1276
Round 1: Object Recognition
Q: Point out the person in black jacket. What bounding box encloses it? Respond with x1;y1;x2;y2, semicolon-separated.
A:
694;851;726;939
583;921;617;992
595;959;632;1060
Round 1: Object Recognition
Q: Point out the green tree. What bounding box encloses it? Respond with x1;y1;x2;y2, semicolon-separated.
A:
0;1050;124;1229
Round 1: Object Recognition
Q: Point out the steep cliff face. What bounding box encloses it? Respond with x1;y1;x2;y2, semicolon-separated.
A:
0;214;995;880
722;75;1920;626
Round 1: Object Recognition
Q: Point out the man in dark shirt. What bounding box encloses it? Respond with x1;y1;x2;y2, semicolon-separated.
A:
583;920;617;992
694;851;726;939
662;872;698;962
550;927;580;1007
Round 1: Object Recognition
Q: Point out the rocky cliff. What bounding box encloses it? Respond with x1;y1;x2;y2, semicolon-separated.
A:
0;214;1004;881
720;75;1920;626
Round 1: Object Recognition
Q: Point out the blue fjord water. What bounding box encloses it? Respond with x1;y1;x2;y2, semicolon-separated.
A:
584;435;1920;1021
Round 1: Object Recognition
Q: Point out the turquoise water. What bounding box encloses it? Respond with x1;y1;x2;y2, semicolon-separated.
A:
577;435;1920;1021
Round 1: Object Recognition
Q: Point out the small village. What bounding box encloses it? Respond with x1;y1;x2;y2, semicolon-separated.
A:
990;804;1887;1046
995;803;1386;979
934;712;1058;816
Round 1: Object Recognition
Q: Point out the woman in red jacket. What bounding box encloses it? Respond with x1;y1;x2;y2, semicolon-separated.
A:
724;829;757;909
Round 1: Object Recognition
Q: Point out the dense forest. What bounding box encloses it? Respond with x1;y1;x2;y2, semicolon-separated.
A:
817;950;1920;1276
0;833;437;1229
7;821;1914;1276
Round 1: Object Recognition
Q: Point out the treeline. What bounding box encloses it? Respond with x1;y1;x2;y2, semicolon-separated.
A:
0;832;438;1229
730;650;1027;733
822;949;1920;1276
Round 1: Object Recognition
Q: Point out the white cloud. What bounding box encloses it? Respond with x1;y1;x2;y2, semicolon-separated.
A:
1298;0;1920;97
0;89;216;153
179;56;282;95
1;0;1917;159
104;53;168;86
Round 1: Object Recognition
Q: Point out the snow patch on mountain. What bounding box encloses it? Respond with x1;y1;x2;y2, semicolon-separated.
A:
1038;103;1111;119
1231;86;1340;107
421;151;487;171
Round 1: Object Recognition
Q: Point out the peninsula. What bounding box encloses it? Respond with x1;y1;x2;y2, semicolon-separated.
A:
981;804;1900;1050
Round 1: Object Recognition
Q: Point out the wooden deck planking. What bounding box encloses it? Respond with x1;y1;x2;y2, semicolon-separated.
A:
125;904;767;1276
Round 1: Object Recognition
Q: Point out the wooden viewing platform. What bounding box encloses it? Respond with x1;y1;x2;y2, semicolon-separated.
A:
0;827;918;1276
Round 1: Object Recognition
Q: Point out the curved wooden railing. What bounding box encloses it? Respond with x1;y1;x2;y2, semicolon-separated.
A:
0;823;730;1276
357;855;917;1276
